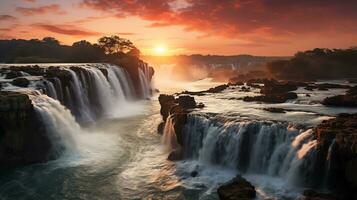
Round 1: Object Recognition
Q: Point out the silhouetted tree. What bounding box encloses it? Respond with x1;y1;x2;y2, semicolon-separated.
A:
98;35;136;54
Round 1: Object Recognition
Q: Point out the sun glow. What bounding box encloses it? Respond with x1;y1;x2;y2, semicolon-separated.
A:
154;45;168;55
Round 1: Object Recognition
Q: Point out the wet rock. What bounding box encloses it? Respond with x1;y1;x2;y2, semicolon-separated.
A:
260;79;298;94
263;107;286;113
0;91;52;168
243;92;297;103
298;190;338;200
240;86;250;92
11;77;30;87
9;65;45;76
190;170;198;177
167;148;183;161
180;84;229;96
178;95;196;109
4;71;25;79
313;114;357;196
217;175;256;200
322;86;357;107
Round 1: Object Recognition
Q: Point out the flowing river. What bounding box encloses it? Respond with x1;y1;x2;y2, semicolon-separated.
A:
0;63;356;200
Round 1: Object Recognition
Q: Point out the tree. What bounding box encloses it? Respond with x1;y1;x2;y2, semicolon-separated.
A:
42;37;60;46
97;35;136;55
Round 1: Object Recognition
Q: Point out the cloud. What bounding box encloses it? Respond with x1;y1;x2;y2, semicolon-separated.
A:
0;15;17;21
0;28;11;32
33;24;101;36
81;0;357;41
116;32;135;36
16;4;66;16
23;0;36;2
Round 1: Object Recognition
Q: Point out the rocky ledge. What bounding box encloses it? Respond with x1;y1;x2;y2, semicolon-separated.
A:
0;91;52;168
312;113;357;199
243;79;298;103
158;94;203;160
217;175;256;200
322;86;357;107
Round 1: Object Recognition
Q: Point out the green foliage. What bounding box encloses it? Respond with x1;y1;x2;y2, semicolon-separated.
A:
266;48;357;80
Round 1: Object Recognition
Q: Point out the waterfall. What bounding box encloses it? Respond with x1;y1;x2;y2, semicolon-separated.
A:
181;114;321;186
162;115;179;150
30;92;81;158
33;63;149;121
139;68;151;98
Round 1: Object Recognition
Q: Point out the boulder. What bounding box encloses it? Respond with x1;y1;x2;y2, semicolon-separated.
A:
11;77;30;87
260;79;297;94
178;95;196;109
217;175;256;200
322;86;357;107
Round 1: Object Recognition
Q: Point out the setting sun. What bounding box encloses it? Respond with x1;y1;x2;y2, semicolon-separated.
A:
154;45;167;55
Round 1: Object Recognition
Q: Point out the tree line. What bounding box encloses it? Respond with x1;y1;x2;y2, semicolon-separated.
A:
0;35;140;63
266;47;357;80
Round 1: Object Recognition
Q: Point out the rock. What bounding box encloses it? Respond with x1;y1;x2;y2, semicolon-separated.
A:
9;65;45;76
306;94;311;97
263;107;286;113
260;79;298;94
243;92;297;103
313;114;357;196
180;84;229;96
322;86;357;107
206;84;229;93
0;91;52;168
157;122;165;135
217;175;256;200
178;95;197;109
5;71;25;79
11;77;30;87
298;190;338;200
190;170;198;177
158;94;176;121
167;148;183;161
240;86;250;92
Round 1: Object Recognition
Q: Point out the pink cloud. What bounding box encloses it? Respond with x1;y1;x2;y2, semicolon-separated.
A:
33;24;101;37
16;4;66;16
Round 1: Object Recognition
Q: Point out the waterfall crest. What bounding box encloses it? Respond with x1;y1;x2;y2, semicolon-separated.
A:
181;114;320;186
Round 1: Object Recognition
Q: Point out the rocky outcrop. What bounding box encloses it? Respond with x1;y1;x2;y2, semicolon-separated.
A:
313;114;357;198
322;86;357;107
298;190;338;200
158;94;203;160
180;84;229;96
0;91;51;168
243;92;297;103
12;77;30;87
243;79;298;103
217;175;256;200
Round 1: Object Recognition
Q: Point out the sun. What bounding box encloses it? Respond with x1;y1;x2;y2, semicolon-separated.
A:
154;45;167;55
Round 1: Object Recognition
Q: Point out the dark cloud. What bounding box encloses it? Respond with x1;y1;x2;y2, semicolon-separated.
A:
34;24;101;36
0;15;17;21
81;0;357;39
16;4;66;16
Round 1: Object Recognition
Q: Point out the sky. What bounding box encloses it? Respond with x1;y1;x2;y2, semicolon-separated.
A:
0;0;357;56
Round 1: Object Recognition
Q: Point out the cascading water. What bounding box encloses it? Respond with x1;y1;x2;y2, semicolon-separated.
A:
162;115;179;150
29;91;81;158
179;114;320;187
29;63;153;122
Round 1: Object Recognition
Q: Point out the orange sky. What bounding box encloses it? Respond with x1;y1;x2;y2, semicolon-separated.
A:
1;0;357;56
